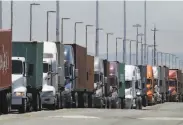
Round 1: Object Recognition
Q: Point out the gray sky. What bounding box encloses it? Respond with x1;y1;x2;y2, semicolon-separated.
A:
2;1;183;63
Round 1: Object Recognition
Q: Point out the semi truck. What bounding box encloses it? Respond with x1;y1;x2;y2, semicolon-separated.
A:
108;61;125;109
41;41;64;110
11;41;43;113
0;30;12;114
146;65;155;105
93;57;107;108
153;66;161;103
161;66;169;102
168;69;181;102
125;65;142;109
138;65;147;107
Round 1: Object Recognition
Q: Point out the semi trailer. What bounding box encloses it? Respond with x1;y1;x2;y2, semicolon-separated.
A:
41;41;64;110
0;30;12;114
11;41;43;113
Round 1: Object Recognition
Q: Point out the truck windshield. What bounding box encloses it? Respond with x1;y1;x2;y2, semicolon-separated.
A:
109;77;116;86
125;81;132;89
43;63;50;73
94;74;100;83
169;81;176;86
12;60;23;74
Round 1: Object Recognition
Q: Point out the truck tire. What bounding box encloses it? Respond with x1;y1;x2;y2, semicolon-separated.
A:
104;97;108;109
19;98;27;113
108;98;112;109
116;98;121;109
83;93;88;108
91;94;95;108
74;93;79;108
2;93;9;114
34;94;41;111
56;94;61;109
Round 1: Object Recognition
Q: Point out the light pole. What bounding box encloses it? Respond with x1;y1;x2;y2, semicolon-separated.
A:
147;45;154;64
95;28;103;56
11;0;13;30
74;22;83;44
138;33;144;65
86;24;93;52
175;57;178;69
46;10;56;41
133;24;141;65
106;32;113;60
116;37;122;61
61;17;70;44
30;3;40;41
129;40;136;65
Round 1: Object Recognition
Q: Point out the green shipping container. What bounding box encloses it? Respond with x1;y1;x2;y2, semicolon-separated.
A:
118;62;125;98
12;41;43;89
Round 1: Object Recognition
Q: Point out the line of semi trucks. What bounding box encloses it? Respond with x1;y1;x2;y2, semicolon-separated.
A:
0;30;183;114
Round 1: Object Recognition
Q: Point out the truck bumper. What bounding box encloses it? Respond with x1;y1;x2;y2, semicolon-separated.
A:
41;96;55;105
11;96;26;109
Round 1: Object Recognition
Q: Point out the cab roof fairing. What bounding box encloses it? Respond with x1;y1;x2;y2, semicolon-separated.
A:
12;57;25;61
125;65;136;81
153;66;159;79
94;57;104;73
109;61;118;77
64;45;74;65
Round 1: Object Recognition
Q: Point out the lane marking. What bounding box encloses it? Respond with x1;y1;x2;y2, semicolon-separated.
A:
48;115;100;119
138;117;183;121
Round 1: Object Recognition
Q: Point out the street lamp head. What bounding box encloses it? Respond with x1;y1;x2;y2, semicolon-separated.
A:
62;17;70;20
86;25;93;27
116;37;122;39
133;24;141;27
97;28;103;31
31;3;40;5
48;10;56;13
76;22;83;24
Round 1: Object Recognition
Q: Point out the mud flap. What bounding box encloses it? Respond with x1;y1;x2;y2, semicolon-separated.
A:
142;95;146;107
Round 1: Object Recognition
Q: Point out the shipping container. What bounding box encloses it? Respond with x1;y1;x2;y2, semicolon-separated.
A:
103;59;110;96
12;41;43;89
86;55;94;91
118;63;125;98
65;44;87;91
0;30;12;91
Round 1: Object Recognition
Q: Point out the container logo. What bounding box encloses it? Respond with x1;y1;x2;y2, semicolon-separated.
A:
0;44;9;73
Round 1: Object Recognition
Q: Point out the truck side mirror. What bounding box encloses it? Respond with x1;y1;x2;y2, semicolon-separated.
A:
104;77;108;84
75;69;78;78
57;67;62;76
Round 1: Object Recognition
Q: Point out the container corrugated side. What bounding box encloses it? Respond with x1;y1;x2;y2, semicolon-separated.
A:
0;30;12;90
86;55;94;91
118;63;125;98
12;41;43;89
64;43;87;91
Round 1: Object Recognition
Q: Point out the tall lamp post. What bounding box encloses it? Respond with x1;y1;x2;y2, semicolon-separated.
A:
46;10;56;41
74;22;83;44
133;24;141;65
61;17;70;44
85;24;93;52
129;40;136;65
116;37;122;61
138;33;144;65
106;32;113;60
147;45;154;64
30;3;40;41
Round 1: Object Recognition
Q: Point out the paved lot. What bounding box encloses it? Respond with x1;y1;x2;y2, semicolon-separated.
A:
1;102;183;125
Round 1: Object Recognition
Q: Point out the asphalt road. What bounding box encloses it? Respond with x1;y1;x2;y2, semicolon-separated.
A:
1;102;183;125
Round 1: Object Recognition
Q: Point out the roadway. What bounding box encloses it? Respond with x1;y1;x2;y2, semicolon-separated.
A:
0;102;183;125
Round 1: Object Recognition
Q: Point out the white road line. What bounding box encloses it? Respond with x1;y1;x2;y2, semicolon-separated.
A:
48;115;100;119
138;117;183;121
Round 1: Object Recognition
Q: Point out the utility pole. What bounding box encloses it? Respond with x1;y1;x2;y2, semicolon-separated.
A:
95;0;99;56
123;0;127;63
11;0;13;30
56;0;60;42
151;24;158;66
144;0;147;64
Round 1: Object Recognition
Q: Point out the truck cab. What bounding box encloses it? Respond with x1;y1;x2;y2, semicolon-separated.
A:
125;65;142;109
146;65;155;105
93;57;106;108
41;42;62;109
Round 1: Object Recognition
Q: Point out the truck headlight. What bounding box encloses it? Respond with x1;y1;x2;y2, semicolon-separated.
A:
15;92;25;96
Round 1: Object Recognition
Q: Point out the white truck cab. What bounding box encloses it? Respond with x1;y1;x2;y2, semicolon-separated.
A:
41;42;62;109
153;66;161;103
125;65;142;109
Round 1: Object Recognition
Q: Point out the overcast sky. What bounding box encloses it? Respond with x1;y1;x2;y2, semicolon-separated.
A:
2;1;183;63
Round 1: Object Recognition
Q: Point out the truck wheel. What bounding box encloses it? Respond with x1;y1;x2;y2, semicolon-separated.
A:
74;93;79;108
108;98;112;109
104;97;107;109
19;98;26;113
100;98;104;108
83;93;88;108
56;94;61;109
91;94;95;108
116;98;121;109
138;97;142;110
2;93;9;114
